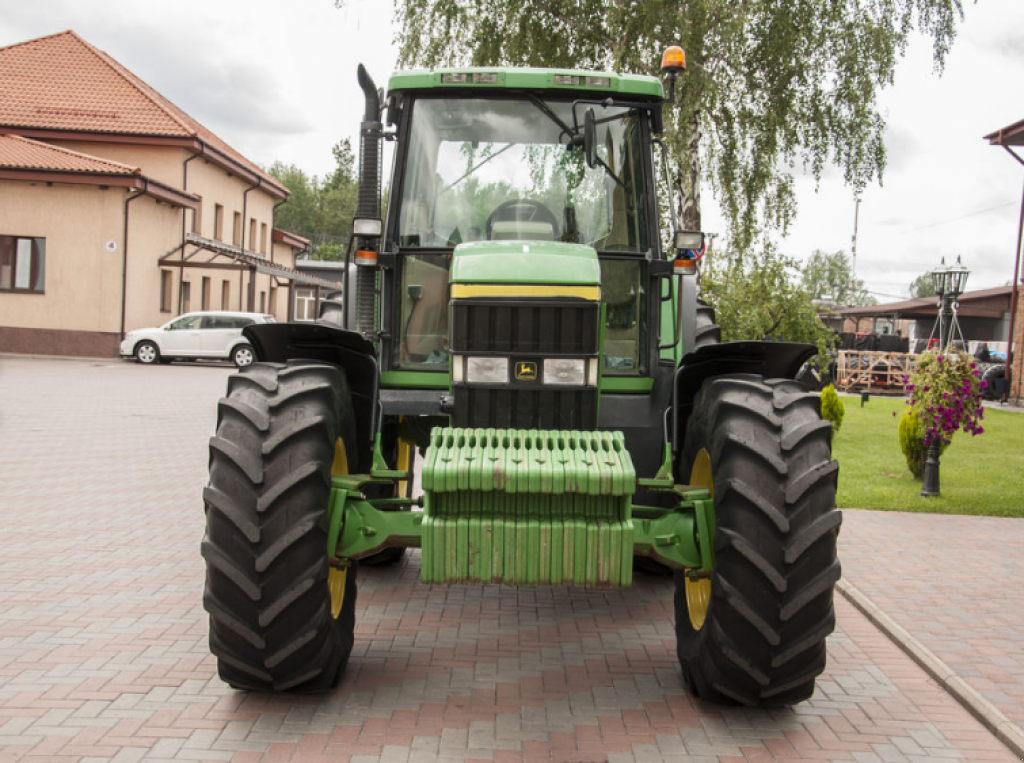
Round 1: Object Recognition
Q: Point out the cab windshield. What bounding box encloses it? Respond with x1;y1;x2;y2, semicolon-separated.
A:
393;96;652;373
397;97;650;250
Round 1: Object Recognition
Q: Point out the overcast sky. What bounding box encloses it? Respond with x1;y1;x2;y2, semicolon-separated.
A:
3;0;1024;301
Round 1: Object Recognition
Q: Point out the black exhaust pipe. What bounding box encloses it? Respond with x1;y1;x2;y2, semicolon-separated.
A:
351;64;382;336
356;63;381;220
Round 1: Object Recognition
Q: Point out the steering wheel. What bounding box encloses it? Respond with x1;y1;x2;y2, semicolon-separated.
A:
485;199;560;240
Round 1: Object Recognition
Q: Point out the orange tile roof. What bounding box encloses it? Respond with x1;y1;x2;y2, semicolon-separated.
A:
0;133;139;174
0;30;285;195
0;134;199;208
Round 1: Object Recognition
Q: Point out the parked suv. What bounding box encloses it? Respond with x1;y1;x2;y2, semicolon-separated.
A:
120;311;275;367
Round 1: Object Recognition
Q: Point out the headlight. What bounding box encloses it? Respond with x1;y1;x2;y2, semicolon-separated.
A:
466;356;509;384
543;358;586;386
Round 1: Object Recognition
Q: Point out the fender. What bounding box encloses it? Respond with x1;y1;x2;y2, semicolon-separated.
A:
244;322;379;471
672;340;817;457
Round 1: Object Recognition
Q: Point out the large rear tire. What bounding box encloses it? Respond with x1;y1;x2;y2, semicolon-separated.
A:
675;375;840;705
202;362;358;691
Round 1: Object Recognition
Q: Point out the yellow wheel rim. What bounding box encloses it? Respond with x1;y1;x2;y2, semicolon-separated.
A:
328;566;348;618
396;437;413;498
685;448;714;631
328;438;349;618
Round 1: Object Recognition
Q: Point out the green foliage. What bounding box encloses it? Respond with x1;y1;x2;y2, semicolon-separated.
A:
700;241;835;357
820;384;845;437
268;138;359;260
801;250;875;307
384;0;965;249
908;271;938;299
898;406;931;479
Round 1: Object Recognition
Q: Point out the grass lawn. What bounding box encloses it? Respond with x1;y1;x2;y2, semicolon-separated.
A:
832;395;1024;516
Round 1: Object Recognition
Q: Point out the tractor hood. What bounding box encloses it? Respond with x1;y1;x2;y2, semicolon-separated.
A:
450;241;601;287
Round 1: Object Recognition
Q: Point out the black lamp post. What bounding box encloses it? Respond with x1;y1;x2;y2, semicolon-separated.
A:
920;256;970;497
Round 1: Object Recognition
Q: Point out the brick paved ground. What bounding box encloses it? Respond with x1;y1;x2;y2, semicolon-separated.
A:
0;357;1018;762
838;510;1024;729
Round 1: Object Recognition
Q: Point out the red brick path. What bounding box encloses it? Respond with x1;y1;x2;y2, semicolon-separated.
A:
0;357;1018;762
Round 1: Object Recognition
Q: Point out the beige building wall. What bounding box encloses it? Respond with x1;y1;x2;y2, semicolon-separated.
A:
0;180;180;355
185;160;278;252
123;200;190;333
1;179;123;334
51;141;188;189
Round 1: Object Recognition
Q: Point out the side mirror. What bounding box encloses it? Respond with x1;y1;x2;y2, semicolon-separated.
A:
583;108;597;169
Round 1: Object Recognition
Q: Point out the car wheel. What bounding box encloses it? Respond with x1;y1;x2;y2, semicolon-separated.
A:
135;341;160;365
231;344;255;368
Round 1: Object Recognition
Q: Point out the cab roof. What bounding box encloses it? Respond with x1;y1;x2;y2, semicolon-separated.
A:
387;68;664;100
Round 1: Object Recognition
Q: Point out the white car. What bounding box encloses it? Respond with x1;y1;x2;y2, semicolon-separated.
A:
120;311;275;367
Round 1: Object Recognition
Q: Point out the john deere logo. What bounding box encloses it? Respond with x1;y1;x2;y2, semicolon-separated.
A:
515;361;538;381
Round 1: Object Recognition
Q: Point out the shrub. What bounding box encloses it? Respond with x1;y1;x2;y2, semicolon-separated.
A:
820;384;845;437
898;406;941;478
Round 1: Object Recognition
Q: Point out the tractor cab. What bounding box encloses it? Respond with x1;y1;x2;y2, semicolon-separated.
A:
387;88;654;374
344;69;681;460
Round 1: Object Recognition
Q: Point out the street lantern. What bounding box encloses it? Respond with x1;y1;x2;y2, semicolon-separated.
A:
921;255;970;498
929;256;969;302
946;256;970;299
930;257;948;296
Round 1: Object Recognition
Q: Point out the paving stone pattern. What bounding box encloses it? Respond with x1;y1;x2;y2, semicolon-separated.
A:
0;357;1017;762
838;510;1024;729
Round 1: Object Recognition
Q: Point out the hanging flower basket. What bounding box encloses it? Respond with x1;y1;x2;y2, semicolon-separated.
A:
904;349;985;448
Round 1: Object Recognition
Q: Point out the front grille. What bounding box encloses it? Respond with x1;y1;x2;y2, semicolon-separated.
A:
451;301;599;354
451;298;600;430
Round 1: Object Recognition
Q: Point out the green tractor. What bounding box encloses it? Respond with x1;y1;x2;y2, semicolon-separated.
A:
201;51;840;705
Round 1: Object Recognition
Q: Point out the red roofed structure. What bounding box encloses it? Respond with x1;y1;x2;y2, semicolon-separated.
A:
0;30;334;358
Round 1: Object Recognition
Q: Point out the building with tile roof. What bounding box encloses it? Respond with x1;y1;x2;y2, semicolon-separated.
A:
0;30;338;358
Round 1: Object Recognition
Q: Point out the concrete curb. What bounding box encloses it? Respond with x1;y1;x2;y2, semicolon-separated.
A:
837;579;1024;758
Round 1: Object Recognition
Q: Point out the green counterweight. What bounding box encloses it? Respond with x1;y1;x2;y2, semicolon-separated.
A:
329;426;713;587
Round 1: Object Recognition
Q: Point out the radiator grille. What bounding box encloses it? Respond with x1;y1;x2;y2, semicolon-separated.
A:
451;298;600;430
451;301;599;354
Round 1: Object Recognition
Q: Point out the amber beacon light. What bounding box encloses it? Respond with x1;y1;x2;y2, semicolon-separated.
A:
661;46;686;101
661;46;686;74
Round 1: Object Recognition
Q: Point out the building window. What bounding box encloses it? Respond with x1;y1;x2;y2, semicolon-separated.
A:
0;235;46;293
233;212;242;246
214;204;224;241
192;197;203;234
160;270;173;311
182;281;191;313
202;277;211;310
259;290;266;313
249;218;257;253
295;287;317;321
221;280;231;309
260;223;268;254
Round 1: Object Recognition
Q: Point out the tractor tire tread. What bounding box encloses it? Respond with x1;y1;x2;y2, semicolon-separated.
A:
675;374;840;706
203;362;357;692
